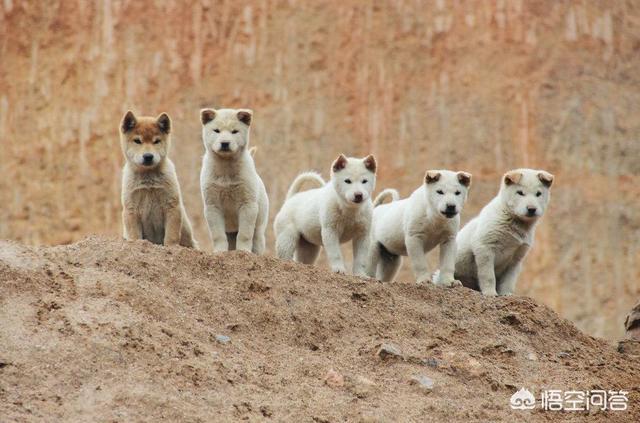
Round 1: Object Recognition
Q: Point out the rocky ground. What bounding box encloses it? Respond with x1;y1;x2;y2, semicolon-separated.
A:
1;237;638;422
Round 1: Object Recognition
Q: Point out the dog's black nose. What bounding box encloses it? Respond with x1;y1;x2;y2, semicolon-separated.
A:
353;193;363;203
142;153;154;164
220;142;230;151
527;206;537;216
446;204;457;213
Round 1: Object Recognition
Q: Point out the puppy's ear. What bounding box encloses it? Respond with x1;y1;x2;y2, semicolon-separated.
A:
425;170;441;184
121;110;137;133
363;155;377;173
457;171;472;187
332;154;348;172
237;109;252;126
156;113;171;134
538;171;554;188
201;109;216;125
503;171;522;186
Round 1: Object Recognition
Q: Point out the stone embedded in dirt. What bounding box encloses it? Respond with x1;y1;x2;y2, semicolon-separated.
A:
376;343;403;360
423;357;439;368
215;334;231;344
527;352;538;361
410;375;434;391
324;368;344;388
557;351;570;359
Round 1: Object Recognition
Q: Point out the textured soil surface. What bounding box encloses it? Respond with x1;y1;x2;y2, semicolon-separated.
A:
1;237;638;422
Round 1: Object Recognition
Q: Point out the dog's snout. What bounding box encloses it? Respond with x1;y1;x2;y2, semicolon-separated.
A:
446;204;456;213
353;193;363;203
142;153;154;165
526;206;537;216
220;142;231;151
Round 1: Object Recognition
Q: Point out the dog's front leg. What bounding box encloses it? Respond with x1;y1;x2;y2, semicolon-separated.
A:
406;234;430;283
474;247;497;296
497;244;528;296
321;228;346;274
205;205;228;252
123;209;143;240
351;233;370;277
163;206;182;246
236;203;258;252
435;237;460;287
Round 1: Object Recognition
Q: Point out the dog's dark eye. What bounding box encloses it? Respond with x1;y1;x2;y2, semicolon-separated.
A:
517;190;525;196
231;129;239;134
345;179;352;184
153;138;161;144
133;138;142;144
362;179;368;184
536;191;542;197
436;190;444;195
213;129;220;133
455;191;461;196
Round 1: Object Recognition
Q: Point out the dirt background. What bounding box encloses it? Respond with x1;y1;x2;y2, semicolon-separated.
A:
1;236;639;422
0;1;639;341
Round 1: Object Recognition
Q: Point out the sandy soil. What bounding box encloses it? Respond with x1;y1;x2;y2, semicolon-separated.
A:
1;236;638;422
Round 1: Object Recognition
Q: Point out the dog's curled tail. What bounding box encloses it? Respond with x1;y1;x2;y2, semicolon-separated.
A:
286;171;325;200
373;188;400;207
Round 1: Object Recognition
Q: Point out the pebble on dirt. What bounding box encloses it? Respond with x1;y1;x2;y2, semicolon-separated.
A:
410;375;434;391
215;334;231;344
376;343;402;360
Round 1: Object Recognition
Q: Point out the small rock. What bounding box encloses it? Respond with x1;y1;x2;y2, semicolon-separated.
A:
410;375;434;391
376;343;402;360
423;357;440;368
557;351;570;359
324;369;344;388
527;352;538;361
215;334;231;344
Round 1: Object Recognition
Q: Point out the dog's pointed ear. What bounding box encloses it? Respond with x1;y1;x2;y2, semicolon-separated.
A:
457;171;472;187
121;110;137;133
503;170;522;186
156;113;171;134
363;155;377;173
237;109;252;126
201;108;216;125
425;170;441;184
332;154;348;172
538;171;554;188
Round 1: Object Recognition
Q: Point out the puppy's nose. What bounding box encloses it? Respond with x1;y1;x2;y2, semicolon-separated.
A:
353;193;363;203
220;142;230;151
446;204;457;213
142;153;154;165
527;206;537;216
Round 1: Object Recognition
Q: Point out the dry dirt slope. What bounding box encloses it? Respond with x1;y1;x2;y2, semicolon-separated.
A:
0;237;638;422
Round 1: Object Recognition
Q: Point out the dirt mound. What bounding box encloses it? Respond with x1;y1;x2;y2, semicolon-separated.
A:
1;237;638;422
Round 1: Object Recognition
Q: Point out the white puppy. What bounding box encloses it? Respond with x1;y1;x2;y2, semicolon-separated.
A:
367;170;472;285
200;108;269;254
454;169;554;296
274;155;377;275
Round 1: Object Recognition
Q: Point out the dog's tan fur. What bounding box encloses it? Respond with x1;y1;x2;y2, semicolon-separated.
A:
120;111;197;248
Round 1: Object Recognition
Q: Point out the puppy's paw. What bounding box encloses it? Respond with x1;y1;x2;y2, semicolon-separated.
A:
416;275;432;285
498;292;514;297
441;279;462;288
332;265;347;274
482;290;498;297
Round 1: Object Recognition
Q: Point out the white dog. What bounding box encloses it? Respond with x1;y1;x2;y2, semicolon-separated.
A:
367;170;472;285
200;108;269;254
274;154;377;275
454;169;554;296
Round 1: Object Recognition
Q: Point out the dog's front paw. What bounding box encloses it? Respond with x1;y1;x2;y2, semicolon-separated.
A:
440;279;462;288
498;292;514;297
332;265;347;274
482;289;498;297
416;275;432;285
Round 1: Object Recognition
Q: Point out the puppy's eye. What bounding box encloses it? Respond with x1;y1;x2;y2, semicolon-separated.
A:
213;129;220;133
231;129;239;134
517;190;525;196
362;179;368;184
536;191;542;197
345;179;352;184
153;138;161;144
455;191;461;196
133;138;142;144
436;190;444;195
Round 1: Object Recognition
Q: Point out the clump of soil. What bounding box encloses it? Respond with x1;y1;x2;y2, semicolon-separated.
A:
1;237;638;422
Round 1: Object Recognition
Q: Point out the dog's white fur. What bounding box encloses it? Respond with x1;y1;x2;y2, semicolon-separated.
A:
200;108;268;253
274;155;377;275
367;170;472;284
454;168;554;296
